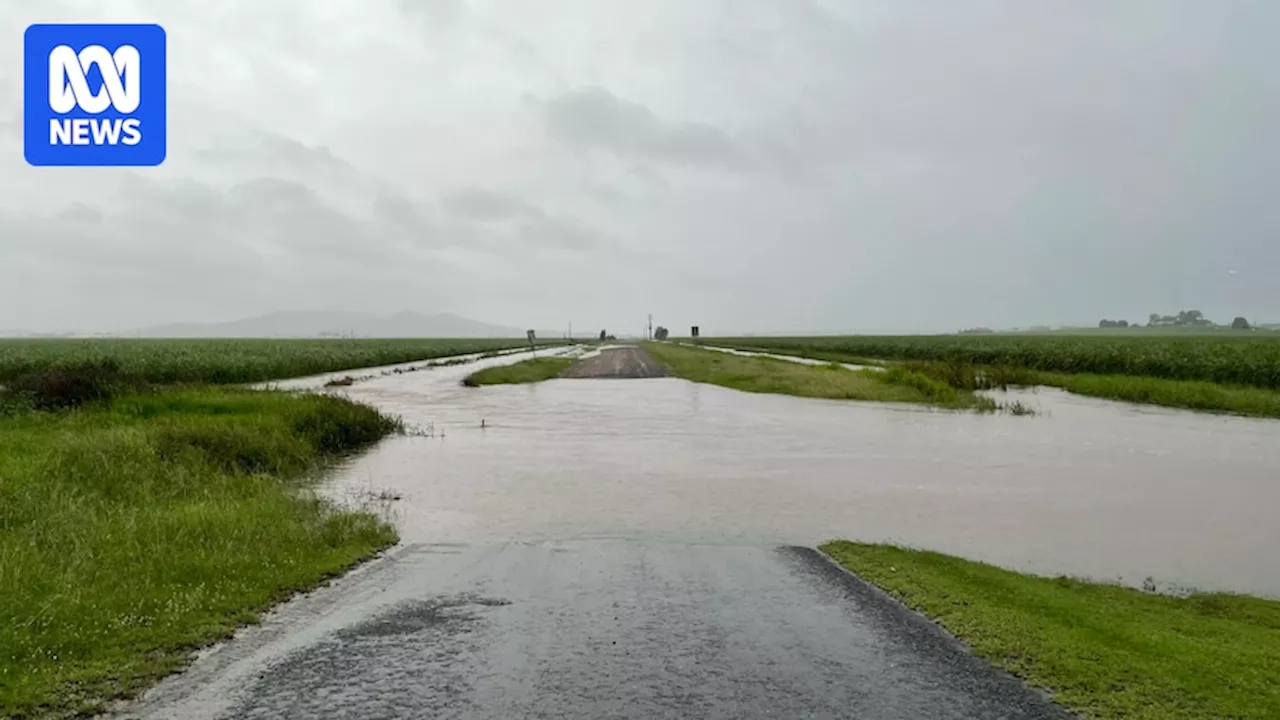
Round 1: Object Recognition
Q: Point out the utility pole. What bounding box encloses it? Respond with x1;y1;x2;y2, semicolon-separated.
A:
647;314;653;341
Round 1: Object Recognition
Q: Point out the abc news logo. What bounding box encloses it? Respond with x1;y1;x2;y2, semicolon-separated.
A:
48;44;143;146
23;24;167;167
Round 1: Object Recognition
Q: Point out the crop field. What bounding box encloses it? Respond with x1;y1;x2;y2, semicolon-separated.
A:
706;335;1280;389
0;338;555;385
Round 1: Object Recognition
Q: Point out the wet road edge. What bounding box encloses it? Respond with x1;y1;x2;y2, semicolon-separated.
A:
114;542;1074;719
782;545;1073;717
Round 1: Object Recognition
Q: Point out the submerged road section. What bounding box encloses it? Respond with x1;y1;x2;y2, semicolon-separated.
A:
559;345;668;379
121;540;1067;719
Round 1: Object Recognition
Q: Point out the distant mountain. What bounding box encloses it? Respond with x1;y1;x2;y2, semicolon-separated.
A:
129;311;529;338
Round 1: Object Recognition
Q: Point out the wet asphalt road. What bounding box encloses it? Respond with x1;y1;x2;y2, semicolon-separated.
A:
559;345;668;379
123;540;1068;719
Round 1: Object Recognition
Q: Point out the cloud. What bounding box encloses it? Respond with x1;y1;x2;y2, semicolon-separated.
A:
516;214;599;251
396;0;466;30
1;0;1278;334
538;87;747;170
55;203;104;224
441;186;603;251
441;187;542;222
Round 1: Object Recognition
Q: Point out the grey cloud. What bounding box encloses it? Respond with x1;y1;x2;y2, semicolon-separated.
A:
0;167;475;330
442;187;603;251
194;131;362;184
397;0;466;29
516;215;598;251
442;187;542;222
540;87;747;170
56;203;103;224
2;0;1279;334
0;78;16;137
372;191;438;245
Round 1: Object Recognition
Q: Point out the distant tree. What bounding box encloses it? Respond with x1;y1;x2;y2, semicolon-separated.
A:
1118;320;1129;328
599;330;606;341
1232;316;1251;330
654;326;669;340
1149;313;1162;326
1174;309;1210;326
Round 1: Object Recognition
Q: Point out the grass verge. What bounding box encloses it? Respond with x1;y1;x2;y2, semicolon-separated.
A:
642;343;995;410
708;347;1280;419
0;386;400;719
462;356;575;386
821;541;1280;719
1035;371;1280;418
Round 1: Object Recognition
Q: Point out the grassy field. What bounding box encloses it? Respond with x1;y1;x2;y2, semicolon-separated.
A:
1002;327;1273;336
1038;371;1280;418
822;542;1280;719
704;335;1280;418
0;338;553;385
642;342;1001;411
708;334;1280;389
0;370;402;717
461;356;576;386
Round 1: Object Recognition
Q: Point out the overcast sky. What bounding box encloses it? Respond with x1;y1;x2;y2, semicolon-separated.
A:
2;0;1277;334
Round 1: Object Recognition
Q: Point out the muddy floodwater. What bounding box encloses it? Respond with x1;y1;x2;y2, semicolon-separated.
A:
293;347;1280;597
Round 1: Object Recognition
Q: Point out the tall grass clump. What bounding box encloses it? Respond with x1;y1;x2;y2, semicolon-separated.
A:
0;386;400;718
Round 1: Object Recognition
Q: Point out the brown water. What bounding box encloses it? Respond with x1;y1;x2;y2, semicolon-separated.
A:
296;348;1280;597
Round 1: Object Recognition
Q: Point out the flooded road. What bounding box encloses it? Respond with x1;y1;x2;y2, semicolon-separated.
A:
122;346;1279;717
559;344;667;378
319;346;1280;597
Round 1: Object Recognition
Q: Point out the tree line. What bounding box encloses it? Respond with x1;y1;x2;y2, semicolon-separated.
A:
1098;310;1252;330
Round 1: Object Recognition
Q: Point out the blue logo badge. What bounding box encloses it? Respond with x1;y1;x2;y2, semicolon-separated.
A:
24;23;167;167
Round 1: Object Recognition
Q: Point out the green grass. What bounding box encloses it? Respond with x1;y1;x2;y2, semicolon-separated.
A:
708;334;1280;389
821;542;1280;719
0;387;401;719
1036;372;1280;418
707;339;1280;418
0;338;557;385
642;343;995;410
461;356;576;386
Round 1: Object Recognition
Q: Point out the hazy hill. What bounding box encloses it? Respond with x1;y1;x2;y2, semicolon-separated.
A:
128;311;530;338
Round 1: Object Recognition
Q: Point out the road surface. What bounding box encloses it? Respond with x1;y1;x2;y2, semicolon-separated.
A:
121;540;1067;719
559;345;668;379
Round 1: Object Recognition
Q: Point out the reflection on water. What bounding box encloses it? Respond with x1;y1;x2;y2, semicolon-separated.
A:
317;350;1280;597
